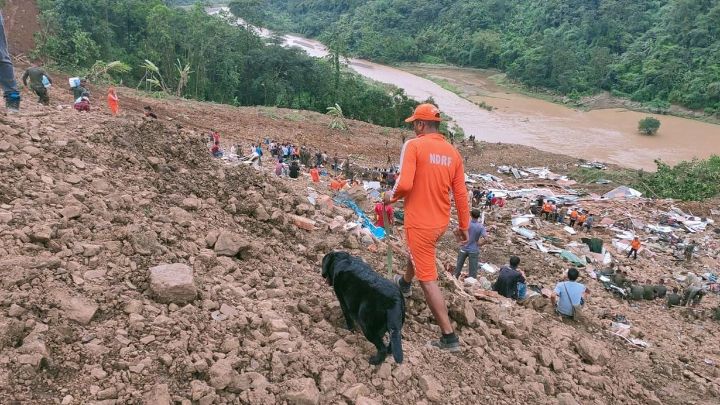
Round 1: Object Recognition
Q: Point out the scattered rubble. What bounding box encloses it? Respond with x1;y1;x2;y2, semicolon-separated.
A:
0;76;717;405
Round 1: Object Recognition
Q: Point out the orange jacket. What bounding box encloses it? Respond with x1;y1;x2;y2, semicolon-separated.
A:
631;240;641;250
570;210;579;219
310;168;320;183
392;133;470;230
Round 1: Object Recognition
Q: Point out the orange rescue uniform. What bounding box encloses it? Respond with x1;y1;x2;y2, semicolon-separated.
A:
392;133;470;282
631;239;641;250
310;168;320;183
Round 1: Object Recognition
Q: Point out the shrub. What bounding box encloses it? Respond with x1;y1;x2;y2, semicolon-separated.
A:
638;117;661;135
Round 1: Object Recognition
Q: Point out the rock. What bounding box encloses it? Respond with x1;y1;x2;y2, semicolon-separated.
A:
285;378;320;405
82;244;103;257
182;197;202;210
205;230;220;248
96;387;118;400
419;374;443;402
342;383;369;401
254;205;270;221
356;397;381;405
59;295;98;325
143;383;171;405
214;231;250;257
449;300;476;326
557;392;580;405
392;364;412;383
290;215;316;231
7;304;26;318
209;358;237;390
575;338;608;365
148;263;197;304
30;225;53;243
0;211;12;224
61;205;83;219
376;362;391;379
0;319;25;350
129;231;161;256
169;207;193;226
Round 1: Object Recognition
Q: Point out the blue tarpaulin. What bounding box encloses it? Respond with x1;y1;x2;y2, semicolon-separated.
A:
334;192;386;240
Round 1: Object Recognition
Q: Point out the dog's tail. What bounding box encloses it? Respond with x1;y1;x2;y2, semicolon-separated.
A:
387;298;404;364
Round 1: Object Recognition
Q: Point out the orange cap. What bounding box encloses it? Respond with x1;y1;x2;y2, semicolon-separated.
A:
405;103;442;123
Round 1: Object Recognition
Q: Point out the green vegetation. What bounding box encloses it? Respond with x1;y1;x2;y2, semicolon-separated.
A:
253;0;720;116
638;117;661;135
33;0;417;127
326;104;348;131
570;158;720;201
638;157;720;201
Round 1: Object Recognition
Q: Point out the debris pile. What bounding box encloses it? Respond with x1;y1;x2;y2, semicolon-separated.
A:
0;87;718;405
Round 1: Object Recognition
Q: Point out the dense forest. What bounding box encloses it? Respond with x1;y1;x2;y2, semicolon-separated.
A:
251;0;720;115
32;0;417;127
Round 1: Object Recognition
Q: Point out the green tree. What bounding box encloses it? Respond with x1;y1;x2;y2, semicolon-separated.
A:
638;117;661;135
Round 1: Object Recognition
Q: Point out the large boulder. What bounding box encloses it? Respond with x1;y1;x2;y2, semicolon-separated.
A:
148;263;197;304
214;231;250;257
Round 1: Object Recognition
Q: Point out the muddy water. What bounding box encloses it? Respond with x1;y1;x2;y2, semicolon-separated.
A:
212;7;720;170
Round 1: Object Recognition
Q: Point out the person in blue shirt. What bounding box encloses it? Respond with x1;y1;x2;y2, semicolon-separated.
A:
552;268;590;318
453;209;488;279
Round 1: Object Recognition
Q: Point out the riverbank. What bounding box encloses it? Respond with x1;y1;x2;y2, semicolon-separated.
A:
401;63;720;126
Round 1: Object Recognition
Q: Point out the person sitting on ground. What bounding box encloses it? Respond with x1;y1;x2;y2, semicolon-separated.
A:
144;106;158;119
453;209;488;280
629;281;644;301
22;63;52;105
73;92;90;112
72;78;90;101
643;279;656;300
551;268;589;318
310;165;320;183
612;269;627;287
492;256;526;300
683;285;705;307
211;141;222;158
666;287;682;308
374;198;394;228
584;214;594;232
289;160;300;179
654;279;668;299
569;208;579;227
274;159;284;177
628;237;641;260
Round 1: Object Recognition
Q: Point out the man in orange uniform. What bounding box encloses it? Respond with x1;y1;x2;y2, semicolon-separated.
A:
309;166;320;183
384;103;470;351
628;237;641;260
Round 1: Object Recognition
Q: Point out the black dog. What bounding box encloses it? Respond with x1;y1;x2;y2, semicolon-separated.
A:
321;251;405;364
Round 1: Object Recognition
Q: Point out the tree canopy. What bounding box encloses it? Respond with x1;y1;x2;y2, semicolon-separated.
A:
254;0;720;116
33;0;417;127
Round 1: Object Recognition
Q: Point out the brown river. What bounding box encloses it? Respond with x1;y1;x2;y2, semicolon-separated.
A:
212;7;720;170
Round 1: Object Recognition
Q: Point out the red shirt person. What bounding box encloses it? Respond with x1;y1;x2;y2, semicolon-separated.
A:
374;202;394;227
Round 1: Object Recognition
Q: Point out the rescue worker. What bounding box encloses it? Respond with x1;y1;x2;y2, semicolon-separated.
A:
628;237;641;260
384;103;470;352
22;63;52;105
